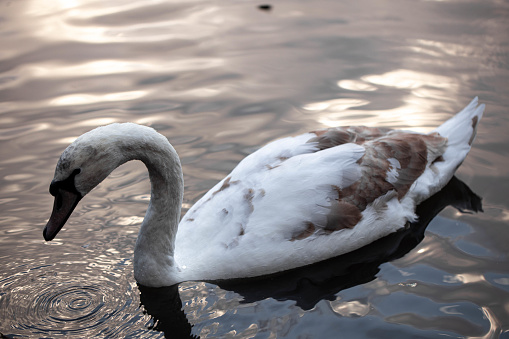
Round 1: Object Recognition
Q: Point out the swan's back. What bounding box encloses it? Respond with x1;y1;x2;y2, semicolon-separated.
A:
175;98;484;282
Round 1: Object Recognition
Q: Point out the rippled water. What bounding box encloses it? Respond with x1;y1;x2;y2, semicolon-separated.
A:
1;0;509;337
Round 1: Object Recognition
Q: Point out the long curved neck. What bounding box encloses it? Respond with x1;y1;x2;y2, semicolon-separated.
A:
137;147;183;258
113;129;184;286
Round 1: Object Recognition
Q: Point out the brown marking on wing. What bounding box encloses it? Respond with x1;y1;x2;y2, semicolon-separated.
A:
432;155;444;164
212;176;239;196
290;222;316;241
324;201;363;232
370;190;398;212
469;116;479;145
309;126;394;150
244;188;255;213
342;132;447;209
424;132;449;166
309;128;358;150
332;185;342;197
472;116;479;129
288;129;447;241
266;156;289;170
312;129;328;137
225;223;246;250
348;126;393;140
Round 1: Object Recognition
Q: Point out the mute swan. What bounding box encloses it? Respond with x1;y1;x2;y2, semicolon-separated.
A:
43;98;484;287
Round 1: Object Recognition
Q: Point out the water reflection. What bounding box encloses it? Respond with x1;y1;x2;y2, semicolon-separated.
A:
308;68;459;132
138;284;195;338
1;0;508;336
0;259;149;337
139;176;482;337
24;0;225;43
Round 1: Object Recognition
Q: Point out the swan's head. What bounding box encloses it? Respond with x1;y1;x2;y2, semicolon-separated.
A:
43;123;138;241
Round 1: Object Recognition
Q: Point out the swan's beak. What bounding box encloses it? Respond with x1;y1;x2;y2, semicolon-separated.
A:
43;188;82;241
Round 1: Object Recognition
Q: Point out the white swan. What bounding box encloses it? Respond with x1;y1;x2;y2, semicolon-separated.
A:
43;98;484;287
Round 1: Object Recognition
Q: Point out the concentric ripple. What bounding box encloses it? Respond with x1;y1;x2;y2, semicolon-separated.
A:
0;260;157;338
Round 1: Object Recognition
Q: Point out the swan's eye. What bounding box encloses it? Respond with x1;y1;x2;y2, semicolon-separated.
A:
49;168;82;197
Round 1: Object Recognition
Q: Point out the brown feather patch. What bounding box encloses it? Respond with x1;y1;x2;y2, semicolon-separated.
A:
469;116;479;146
289;128;448;241
340;132;447;209
309;126;394;150
290;222;316;241
244;188;255;213
325;201;363;232
212;176;239;196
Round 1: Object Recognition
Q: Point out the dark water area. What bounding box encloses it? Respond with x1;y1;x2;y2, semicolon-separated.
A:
1;0;508;337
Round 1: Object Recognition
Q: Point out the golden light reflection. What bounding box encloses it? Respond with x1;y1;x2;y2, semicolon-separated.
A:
170;87;223;98
337;80;377;92
472;307;500;339
302;98;369;112
500;210;509;221
0;123;50;141
105;248;120;254
114;216;144;226
439;305;463;315
49;90;146;106
57;137;76;144
315;104;445;133
444;273;486;284
362;69;454;90
4;174;34;181
21;58;224;79
25;0;225;44
23;0;81;16
330;300;370;317
413;39;477;58
306;69;458;132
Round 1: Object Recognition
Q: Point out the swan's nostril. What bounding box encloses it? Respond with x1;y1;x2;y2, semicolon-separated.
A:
55;192;63;210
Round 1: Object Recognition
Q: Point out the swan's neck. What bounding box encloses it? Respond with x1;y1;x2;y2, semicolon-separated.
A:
124;134;184;287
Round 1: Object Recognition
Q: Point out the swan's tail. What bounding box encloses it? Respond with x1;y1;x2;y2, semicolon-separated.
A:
434;97;484;154
412;98;484;202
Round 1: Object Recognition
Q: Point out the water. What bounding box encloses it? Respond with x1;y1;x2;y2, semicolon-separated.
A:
1;0;508;337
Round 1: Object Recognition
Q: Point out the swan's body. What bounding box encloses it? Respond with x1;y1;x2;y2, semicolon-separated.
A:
44;98;484;287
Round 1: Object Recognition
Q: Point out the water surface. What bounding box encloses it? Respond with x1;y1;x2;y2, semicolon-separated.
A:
1;0;509;337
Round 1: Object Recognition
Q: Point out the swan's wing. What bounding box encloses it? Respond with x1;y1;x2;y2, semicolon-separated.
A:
176;127;447;279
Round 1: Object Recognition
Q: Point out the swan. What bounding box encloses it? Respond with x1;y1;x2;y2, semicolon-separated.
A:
43;97;484;287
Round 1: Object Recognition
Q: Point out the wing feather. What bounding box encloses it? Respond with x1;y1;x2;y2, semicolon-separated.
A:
178;127;446;250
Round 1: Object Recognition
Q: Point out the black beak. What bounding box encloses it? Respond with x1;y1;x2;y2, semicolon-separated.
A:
43;188;82;241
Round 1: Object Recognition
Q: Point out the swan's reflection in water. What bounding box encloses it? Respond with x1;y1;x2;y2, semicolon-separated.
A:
138;176;482;338
138;284;195;338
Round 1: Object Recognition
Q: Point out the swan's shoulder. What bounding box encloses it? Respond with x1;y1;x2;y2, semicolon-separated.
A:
175;127;448;280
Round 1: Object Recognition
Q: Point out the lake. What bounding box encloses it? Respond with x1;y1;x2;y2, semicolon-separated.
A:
1;0;509;337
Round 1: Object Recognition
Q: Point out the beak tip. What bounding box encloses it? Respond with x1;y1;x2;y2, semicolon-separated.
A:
43;227;52;241
43;188;82;242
